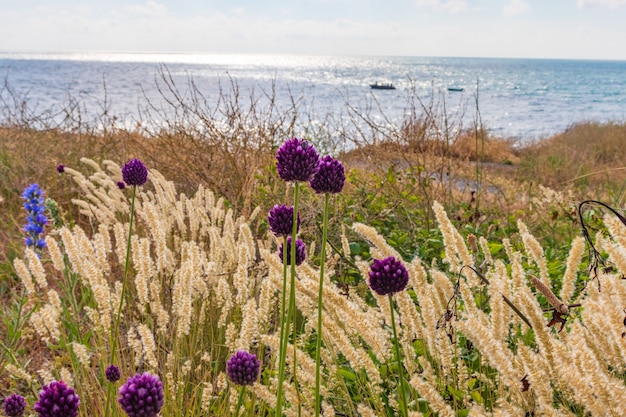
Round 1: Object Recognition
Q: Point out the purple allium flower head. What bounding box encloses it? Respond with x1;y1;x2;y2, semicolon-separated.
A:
226;350;260;386
310;155;345;194
22;184;48;250
3;394;26;417
278;237;306;266
121;158;148;187
267;204;300;237
56;164;65;174
118;372;164;417
106;365;121;382
275;138;320;182
368;256;409;296
34;380;80;417
116;181;126;190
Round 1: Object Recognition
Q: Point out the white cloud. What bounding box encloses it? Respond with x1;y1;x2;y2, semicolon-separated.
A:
503;0;530;17
578;0;626;8
126;1;168;17
442;0;468;13
415;0;468;13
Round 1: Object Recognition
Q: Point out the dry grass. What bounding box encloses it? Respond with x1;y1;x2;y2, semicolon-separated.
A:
516;121;626;202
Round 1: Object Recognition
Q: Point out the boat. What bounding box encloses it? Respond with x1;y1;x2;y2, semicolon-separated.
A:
370;82;396;90
447;87;464;92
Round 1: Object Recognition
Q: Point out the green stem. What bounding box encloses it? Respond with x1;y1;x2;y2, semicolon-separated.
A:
110;185;137;364
275;238;289;417
290;270;301;417
314;193;330;417
276;182;301;417
289;183;302;417
389;294;408;417
234;386;246;417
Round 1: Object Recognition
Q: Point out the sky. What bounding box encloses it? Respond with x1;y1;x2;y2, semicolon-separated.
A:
0;0;625;60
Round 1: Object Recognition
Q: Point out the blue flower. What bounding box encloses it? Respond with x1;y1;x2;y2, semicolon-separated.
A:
22;184;48;250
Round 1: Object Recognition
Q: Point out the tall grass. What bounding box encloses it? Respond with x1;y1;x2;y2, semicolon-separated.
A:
1;74;626;416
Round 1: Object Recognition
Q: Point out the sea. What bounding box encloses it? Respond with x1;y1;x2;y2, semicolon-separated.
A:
1;52;625;144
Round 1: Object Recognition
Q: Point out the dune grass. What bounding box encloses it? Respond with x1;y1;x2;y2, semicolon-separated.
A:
1;83;626;416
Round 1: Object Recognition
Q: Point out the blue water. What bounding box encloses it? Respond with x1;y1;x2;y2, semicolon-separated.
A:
1;52;625;143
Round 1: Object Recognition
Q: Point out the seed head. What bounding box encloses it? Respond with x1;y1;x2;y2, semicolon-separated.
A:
275;138;320;182
368;256;409;296
226;350;260;386
121;158;148;187
310;155;345;194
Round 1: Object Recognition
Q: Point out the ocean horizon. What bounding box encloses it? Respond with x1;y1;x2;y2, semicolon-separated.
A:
1;51;625;143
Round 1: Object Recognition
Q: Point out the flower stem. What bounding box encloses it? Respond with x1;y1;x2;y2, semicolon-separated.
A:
275;237;289;417
234;386;246;417
314;193;330;417
276;182;301;417
104;382;113;417
389;294;408;417
110;184;137;364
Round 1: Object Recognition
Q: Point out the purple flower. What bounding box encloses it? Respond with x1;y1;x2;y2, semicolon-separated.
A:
275;138;320;182
117;181;126;190
56;164;65;174
310;155;345;194
121;158;148;187
278;237;306;266
226;350;260;386
368;257;409;296
118;372;164;417
106;365;121;382
3;394;26;417
34;380;80;417
268;204;300;237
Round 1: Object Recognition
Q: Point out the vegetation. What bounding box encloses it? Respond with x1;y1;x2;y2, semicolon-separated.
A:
1;79;626;416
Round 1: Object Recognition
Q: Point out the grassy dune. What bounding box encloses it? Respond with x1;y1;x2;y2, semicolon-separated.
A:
1;91;626;416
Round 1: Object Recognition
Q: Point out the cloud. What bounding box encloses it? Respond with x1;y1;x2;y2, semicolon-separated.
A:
126;1;168;17
578;0;626;8
415;0;468;13
503;0;530;17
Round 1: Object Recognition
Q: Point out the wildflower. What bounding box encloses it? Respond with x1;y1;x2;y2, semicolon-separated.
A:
268;204;300;237
105;365;121;383
22;184;48;250
34;380;80;417
117;181;126;190
310;155;345;194
226;351;260;386
3;394;26;417
368;256;409;296
121;158;148;187
55;164;65;173
118;372;164;417
276;138;320;182
278;237;306;266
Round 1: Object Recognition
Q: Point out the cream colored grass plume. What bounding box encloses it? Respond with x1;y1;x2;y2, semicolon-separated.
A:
11;159;626;416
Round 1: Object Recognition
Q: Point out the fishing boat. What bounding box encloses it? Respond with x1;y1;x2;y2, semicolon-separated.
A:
370;82;396;90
